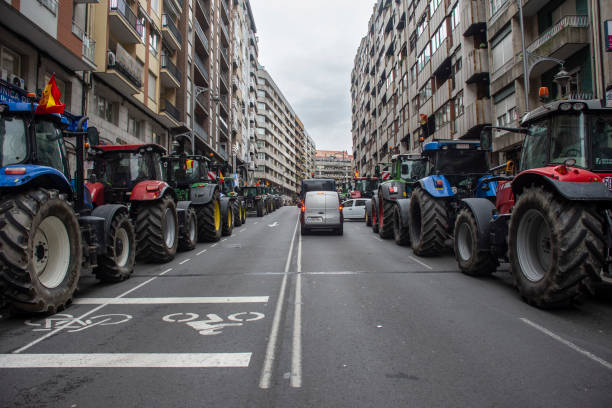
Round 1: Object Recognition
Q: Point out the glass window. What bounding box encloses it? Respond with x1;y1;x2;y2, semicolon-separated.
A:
148;71;157;101
591;113;612;171
1;46;21;78
0;116;27;166
149;31;159;57
520;119;549;171
35;120;68;174
550;112;587;168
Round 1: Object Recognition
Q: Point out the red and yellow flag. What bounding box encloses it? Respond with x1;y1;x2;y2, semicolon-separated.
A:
35;74;65;115
219;171;224;183
186;159;193;170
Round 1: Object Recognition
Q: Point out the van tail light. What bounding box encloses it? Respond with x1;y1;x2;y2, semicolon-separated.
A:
301;205;305;212
339;205;343;211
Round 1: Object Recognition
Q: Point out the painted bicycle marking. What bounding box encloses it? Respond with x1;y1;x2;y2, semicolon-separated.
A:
25;313;132;333
162;312;265;336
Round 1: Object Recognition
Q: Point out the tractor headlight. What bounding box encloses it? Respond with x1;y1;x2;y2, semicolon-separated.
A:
559;102;572;111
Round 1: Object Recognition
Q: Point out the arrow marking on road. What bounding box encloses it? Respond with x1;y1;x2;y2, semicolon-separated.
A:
268;221;279;227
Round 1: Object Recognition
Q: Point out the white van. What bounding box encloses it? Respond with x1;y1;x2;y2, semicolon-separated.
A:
300;191;343;235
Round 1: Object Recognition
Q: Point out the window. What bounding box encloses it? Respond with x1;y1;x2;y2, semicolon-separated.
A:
491;25;513;73
491;0;508;16
148;71;157;101
1;46;21;78
257;153;265;160
149;30;159;57
257;102;266;110
429;0;442;15
435;103;451;130
450;7;460;30
137;12;146;42
411;64;417;82
417;15;427;37
494;85;517;127
256;115;265;122
417;44;431;73
94;94;116;124
257;128;265;135
151;0;160;16
127;115;142;138
454;92;464;117
418;82;432;105
431;22;447;54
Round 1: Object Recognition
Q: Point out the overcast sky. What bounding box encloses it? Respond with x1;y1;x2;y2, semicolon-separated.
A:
249;1;376;154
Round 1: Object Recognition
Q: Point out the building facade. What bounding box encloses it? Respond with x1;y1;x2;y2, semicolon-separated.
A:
314;150;353;183
352;0;612;175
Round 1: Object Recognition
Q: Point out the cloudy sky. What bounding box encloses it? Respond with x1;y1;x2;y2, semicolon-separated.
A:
249;0;376;154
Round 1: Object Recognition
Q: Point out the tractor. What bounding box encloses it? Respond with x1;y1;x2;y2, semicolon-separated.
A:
269;187;283;210
351;177;379;199
392;141;496;255
209;163;241;235
372;155;426;242
161;152;224;243
0;78;135;313
86;144;193;263
453;99;612;307
243;185;267;217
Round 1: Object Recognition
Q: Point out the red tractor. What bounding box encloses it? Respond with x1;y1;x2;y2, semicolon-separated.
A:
86;144;195;264
350;177;379;199
453;99;612;307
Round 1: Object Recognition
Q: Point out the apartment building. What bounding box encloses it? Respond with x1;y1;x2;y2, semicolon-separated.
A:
305;132;317;177
315;150;353;183
254;65;299;195
352;0;612;174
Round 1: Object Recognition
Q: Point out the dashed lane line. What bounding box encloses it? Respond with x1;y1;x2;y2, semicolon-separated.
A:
408;255;433;270
179;258;191;265
197;249;207;256
373;236;383;242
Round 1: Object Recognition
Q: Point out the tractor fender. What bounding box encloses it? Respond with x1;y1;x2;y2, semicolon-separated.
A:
395;198;411;228
220;196;232;217
190;183;217;205
0;165;73;195
379;181;404;201
475;176;497;198
86;182;105;206
418;176;454;198
459;198;496;250
365;198;372;215
91;204;131;254
512;172;612;201
130;180;174;201
176;201;193;230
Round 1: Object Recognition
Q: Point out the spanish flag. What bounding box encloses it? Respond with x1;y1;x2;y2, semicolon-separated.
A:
186;159;193;170
219;171;224;183
35;74;65;115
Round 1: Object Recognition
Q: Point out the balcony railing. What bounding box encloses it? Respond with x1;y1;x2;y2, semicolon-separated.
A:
82;35;96;63
108;46;143;88
161;54;181;84
196;0;210;24
162;14;182;45
194;121;209;142
194;20;209;51
220;47;229;64
527;15;588;53
109;0;143;37
220;21;229;42
161;99;180;122
218;116;229;135
194;54;209;82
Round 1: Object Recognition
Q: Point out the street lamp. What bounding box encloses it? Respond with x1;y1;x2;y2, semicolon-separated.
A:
191;85;220;155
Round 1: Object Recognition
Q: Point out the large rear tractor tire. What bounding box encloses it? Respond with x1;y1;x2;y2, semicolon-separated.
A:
95;211;136;282
233;201;243;227
365;205;372;226
135;195;178;263
379;199;394;239
409;188;448;256
196;193;222;242
178;207;198;252
222;201;234;237
371;198;379;233
241;203;247;224
393;205;410;246
454;209;498;276
0;188;81;313
256;200;264;217
508;186;603;308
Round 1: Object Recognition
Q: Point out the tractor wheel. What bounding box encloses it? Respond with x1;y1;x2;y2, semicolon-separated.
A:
409;188;448;256
371;198;379;233
179;207;198;252
233;202;242;227
378;200;394;239
241;204;247;224
365;206;371;226
135;195;178;263
222;201;234;236
196;193;222;242
256;200;264;217
393;205;410;246
95;211;136;282
508;186;603;308
454;209;498;276
0;188;81;313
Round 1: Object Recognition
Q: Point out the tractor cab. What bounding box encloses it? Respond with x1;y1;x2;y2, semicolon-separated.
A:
163;154;210;187
352;177;379;198
392;154;427;183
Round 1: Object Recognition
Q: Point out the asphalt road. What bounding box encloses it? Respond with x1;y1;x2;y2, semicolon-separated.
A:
0;206;611;407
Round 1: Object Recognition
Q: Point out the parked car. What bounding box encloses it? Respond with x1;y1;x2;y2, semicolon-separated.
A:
342;199;367;220
300;191;343;235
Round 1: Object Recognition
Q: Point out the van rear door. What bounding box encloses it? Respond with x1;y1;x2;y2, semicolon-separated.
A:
324;192;340;225
305;192;326;225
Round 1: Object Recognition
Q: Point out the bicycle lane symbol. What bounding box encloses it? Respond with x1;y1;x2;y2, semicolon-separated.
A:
162;312;265;336
24;313;132;333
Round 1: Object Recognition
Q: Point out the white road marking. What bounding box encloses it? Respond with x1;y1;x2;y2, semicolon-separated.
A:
259;216;299;389
373;236;383;242
211;243;218;247
179;258;191;265
520;318;612;371
0;353;252;368
254;222;259;224
197;249;207;256
268;221;279;227
13;268;173;354
74;296;269;305
408;255;433;270
222;238;227;242
240;228;247;233
291;231;303;388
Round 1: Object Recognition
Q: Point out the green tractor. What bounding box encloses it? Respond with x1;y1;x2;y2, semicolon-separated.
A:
162;153;224;242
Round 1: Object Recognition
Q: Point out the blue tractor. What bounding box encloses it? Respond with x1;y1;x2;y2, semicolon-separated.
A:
0;79;135;313
393;140;496;256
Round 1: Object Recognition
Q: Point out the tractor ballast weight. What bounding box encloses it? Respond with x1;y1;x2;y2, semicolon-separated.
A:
453;99;612;307
0;78;133;313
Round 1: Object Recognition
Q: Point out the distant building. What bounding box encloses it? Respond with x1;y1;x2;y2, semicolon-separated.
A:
315;150;353;183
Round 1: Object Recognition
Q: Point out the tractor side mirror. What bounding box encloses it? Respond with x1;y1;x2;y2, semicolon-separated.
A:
480;127;492;151
505;160;515;175
87;127;100;146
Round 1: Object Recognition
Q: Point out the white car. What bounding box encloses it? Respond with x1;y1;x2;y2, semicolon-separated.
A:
342;199;367;220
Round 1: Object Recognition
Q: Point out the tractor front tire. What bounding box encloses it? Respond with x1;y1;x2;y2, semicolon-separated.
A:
179;207;198;252
135;195;178;263
233;201;243;227
454;209;498;276
222;201;234;236
241;203;247;224
0;188;81;313
95;211;136;282
256;200;264;217
379;200;394;239
371;198;379;233
393;205;410;246
508;186;603;308
365;206;372;226
197;193;222;242
409;188;448;257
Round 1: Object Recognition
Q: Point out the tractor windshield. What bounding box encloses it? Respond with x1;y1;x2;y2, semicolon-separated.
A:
354;179;378;192
590;113;612;171
95;151;163;188
221;179;235;194
243;187;258;197
34;119;69;175
431;149;489;175
165;157;208;186
401;160;427;181
0;115;27;166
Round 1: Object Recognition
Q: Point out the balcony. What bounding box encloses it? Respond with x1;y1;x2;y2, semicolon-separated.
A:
196;0;210;26
103;45;143;96
456;99;491;139
82;34;96;65
220;46;229;67
218;116;229;136
161;14;182;51
220;0;230;21
465;48;489;84
219;70;229;91
526;15;589;60
109;0;143;44
160;54;181;88
194;53;209;83
194;121;209;143
461;0;487;37
160;99;180;127
220;21;230;44
194;20;209;53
